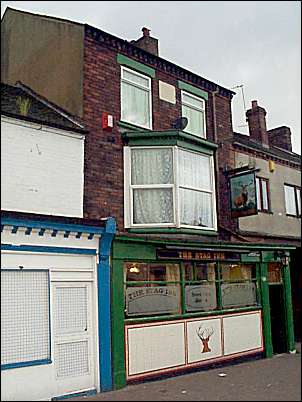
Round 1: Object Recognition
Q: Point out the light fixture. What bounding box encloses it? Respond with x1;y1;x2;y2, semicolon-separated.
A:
129;264;140;273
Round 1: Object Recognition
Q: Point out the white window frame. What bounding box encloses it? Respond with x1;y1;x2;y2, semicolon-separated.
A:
284;184;301;217
181;90;206;138
120;66;152;130
124;146;217;231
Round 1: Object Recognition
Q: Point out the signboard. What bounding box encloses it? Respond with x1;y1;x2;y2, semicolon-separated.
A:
229;171;257;218
157;249;240;261
126;286;180;316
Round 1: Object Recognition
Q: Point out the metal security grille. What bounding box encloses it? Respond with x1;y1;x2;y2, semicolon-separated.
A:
55;286;88;334
1;270;50;366
56;341;89;377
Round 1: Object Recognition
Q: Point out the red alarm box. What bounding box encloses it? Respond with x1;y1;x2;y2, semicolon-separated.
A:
102;112;114;131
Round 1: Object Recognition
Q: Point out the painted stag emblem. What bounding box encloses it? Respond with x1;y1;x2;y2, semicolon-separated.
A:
196;325;214;353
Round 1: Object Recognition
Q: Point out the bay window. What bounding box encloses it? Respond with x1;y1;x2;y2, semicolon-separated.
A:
125;146;217;230
121;66;152;129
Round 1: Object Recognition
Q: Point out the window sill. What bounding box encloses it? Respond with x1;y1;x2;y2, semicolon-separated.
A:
127;227;218;236
117;120;152;132
286;214;301;219
124;305;262;324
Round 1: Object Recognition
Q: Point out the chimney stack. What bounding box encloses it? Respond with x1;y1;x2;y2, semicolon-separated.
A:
267;126;293;152
131;27;159;56
246;100;269;147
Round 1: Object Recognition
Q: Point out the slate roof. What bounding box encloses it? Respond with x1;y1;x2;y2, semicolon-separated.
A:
1;81;87;134
233;132;301;165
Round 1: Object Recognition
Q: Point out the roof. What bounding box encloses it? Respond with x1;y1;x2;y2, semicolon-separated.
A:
1;81;88;134
233;132;301;165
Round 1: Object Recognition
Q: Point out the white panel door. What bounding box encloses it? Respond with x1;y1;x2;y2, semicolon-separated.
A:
53;282;96;396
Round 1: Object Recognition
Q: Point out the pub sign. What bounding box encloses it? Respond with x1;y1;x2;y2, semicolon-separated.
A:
229;171;257;218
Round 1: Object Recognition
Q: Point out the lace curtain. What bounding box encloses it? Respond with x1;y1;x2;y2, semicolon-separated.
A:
121;72;150;127
132;148;173;224
178;150;213;227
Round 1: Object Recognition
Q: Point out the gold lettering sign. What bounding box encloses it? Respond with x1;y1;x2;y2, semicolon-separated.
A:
177;251;225;260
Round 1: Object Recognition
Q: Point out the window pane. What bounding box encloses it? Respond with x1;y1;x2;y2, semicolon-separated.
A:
122;69;149;88
256;177;261;210
185;263;217;312
221;263;253;280
133;188;173;224
284;185;296;215
121;81;150;127
220;263;257;309
297;188;301;216
124;263;181;317
182;104;205;137
182;93;204;109
131;148;173;185
180;188;213;228
261;180;268;210
178;149;211;190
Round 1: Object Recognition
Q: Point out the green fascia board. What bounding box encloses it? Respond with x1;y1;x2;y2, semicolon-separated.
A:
117;53;155;78
112;239;156;260
128;228;218;236
113;235;296;251
122;130;217;154
178;80;209;100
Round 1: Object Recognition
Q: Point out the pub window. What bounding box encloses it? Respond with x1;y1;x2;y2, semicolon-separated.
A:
124;262;181;317
220;263;258;309
184;262;217;312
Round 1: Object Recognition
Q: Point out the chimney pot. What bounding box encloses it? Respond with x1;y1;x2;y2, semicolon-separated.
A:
142;27;150;37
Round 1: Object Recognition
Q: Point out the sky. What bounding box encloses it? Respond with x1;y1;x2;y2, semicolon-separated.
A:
1;1;301;154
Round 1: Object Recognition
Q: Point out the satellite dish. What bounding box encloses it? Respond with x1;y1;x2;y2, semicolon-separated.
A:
171;117;188;130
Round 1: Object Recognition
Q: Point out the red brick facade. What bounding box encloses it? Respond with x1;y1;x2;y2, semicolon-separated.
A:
82;33;237;236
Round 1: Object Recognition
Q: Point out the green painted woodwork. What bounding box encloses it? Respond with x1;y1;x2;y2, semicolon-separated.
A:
114;235;295;251
241;253;261;263
215;263;222;310
111;258;127;389
117;53;155;77
260;263;273;358
282;263;296;351
261;251;276;262
124;305;261;324
112;240;156;260
117;121;151;132
128;227;218;236
122;130;218;155
178;80;209;100
255;263;262;306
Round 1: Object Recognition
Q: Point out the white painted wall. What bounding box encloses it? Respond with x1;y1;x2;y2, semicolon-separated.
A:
1;116;85;217
1;229;100;401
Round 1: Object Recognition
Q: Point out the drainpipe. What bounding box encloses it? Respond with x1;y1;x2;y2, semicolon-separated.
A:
97;217;116;391
212;88;222;232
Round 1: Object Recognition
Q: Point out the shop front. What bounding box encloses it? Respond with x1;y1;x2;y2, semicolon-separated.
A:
111;236;296;389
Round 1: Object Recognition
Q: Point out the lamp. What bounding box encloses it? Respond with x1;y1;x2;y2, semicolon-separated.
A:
274;250;289;266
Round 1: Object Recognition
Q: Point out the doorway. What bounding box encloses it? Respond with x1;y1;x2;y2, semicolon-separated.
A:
269;284;287;354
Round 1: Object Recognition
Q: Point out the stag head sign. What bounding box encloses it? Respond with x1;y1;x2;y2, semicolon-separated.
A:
229;172;257;218
196;325;214;353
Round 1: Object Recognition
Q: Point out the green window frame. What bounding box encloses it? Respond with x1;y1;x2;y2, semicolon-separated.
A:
123;261;261;320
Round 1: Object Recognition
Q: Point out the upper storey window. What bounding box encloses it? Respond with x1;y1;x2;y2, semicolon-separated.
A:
181;91;206;138
284;184;301;217
121;66;152;129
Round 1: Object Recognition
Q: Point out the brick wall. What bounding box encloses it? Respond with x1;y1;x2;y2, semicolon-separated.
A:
82;34;235;236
